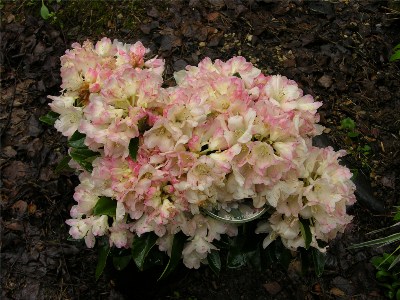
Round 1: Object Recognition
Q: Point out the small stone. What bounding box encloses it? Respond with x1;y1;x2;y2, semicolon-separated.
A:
330;287;345;297
5;221;23;231
2;146;17;158
7;14;15;24
318;75;333;88
12;200;28;216
323;128;332;133
199;41;206;47
263;281;282;295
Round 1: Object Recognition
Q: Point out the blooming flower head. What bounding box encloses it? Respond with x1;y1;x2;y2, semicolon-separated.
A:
49;39;356;270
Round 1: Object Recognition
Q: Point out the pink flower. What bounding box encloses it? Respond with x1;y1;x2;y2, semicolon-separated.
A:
50;39;357;267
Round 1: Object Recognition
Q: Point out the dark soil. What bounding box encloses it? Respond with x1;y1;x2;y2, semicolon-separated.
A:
1;1;399;299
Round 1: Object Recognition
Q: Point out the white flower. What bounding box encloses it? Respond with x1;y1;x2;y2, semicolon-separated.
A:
91;215;109;236
48;95;83;138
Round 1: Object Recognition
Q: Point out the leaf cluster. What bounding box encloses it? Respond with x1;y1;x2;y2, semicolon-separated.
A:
371;253;400;299
390;44;400;62
340;117;359;138
349;207;400;299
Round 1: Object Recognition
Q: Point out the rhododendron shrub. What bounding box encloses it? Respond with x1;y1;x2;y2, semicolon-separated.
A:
47;38;356;276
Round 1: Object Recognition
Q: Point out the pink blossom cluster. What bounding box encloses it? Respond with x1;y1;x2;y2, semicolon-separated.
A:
49;38;356;269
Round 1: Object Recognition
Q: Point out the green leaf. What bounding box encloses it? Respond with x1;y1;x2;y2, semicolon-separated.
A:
137;117;151;134
244;247;262;271
95;240;110;280
55;156;72;173
311;248;326;277
365;222;400;235
340;117;356;131
112;255;131;271
274;239;292;269
347;131;359;138
390;51;400;62
376;270;391;280
362;145;371;152
227;248;245;268
142;247;165;270
207;250;221;275
128;137;140;161
69;148;99;172
158;232;186;281
372;256;385;268
300;219;312;250
93;197;117;217
227;235;246;269
389;253;400;270
131;233;158;271
40;2;50;19
348;233;400;249
39;111;60;125
68;131;87;149
212;234;230;250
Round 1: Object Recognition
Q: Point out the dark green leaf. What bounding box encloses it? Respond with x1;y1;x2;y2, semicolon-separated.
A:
95;240;110;280
227;234;246;269
93;197;117;217
68;131;87;149
244;247;262;271
262;242;278;265
55;156;72;173
233;72;242;78
300;219;312;250
131;233;158;271
207;250;221;275
158;232;186;281
113;255;131;271
212;234;231;250
40;3;50;19
39;111;60;125
390;51;400;62
311;248;326;277
273;239;292;269
128;137;140;161
142;247;165;270
227;247;246;268
138;117;151;134
69;148;99;172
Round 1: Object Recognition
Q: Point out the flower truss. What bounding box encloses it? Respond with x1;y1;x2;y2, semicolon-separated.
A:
48;38;356;272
